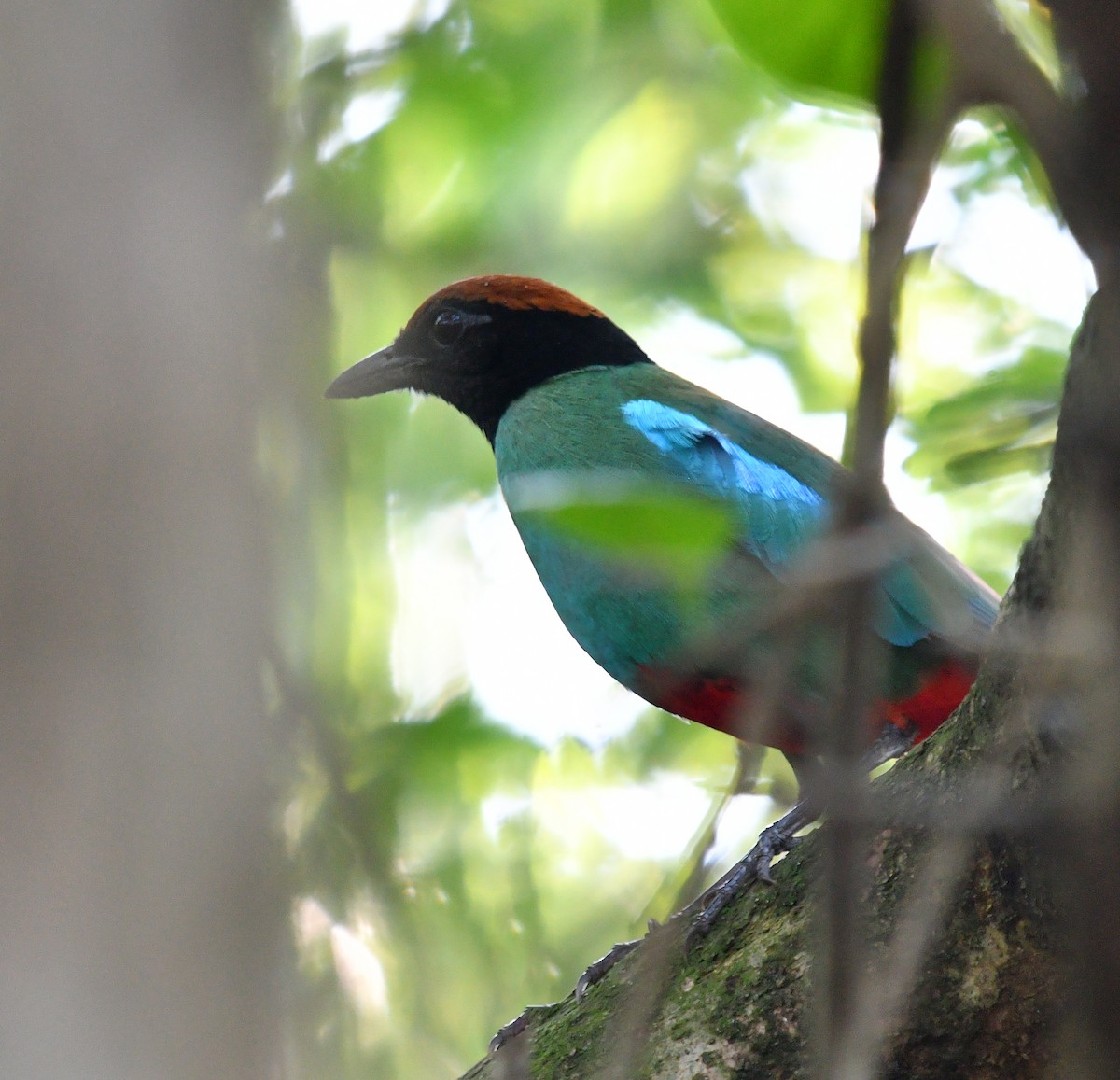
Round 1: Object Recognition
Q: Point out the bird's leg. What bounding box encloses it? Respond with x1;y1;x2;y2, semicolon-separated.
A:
552;790;821;1014
862;719;917;770
682;797;817;947
684;721;918;948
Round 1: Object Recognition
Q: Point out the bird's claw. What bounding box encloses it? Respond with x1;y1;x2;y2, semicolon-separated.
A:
489;1012;530;1054
575;937;643;999
684;803;810;949
491;804;813;1051
489;934;648;1053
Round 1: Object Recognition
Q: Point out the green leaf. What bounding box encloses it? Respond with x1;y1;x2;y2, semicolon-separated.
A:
943;442;1054;486
708;0;950;117
906;344;1063;487
709;0;889;104
505;470;736;585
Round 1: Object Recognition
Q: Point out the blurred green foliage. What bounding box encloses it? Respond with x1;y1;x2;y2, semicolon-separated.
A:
711;0;897;105
269;0;1076;1076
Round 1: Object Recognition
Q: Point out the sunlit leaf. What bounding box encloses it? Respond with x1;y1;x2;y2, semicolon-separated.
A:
991;0;1061;85
709;0;890;104
504;469;736;585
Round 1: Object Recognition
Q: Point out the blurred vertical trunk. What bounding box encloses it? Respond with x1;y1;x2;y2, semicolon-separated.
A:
0;2;285;1077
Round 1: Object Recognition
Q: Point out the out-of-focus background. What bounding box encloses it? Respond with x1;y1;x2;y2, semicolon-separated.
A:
0;1;1089;1079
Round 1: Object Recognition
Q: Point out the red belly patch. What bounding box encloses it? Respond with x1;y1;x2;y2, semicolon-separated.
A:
885;661;976;743
637;659;977;755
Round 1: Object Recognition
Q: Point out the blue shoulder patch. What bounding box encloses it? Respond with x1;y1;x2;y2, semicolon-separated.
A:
620;399;825;568
619;399;991;651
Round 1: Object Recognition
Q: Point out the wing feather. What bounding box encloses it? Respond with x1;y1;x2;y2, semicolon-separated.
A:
619;396;996;649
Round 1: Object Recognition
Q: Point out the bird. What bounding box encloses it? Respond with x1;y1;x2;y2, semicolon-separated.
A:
326;274;998;983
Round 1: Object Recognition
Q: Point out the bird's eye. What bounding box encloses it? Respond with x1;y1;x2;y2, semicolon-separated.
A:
431;309;467;347
429;307;492;348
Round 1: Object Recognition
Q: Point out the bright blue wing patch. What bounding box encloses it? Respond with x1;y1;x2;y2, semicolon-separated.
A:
619;398;988;649
621;399;825;568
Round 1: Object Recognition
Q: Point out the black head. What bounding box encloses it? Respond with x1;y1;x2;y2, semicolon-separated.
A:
325;275;651;443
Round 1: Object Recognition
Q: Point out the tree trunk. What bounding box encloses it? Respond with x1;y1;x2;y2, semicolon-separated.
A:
0;3;288;1077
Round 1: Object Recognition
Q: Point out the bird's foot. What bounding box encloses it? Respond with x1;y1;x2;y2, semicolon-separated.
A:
489;802;818;1052
489;1003;558;1054
489;931;653;1053
575;934;647;999
684;799;816;950
489;1012;528;1054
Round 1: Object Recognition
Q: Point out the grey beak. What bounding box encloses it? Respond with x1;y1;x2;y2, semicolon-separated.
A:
324;344;420;399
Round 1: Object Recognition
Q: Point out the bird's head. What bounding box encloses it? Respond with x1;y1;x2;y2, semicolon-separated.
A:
325;275;650;442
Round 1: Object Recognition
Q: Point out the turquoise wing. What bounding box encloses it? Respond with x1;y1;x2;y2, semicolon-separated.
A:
615;389;997;649
497;364;997;676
